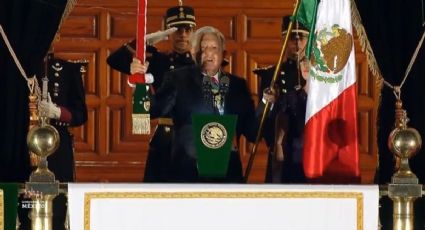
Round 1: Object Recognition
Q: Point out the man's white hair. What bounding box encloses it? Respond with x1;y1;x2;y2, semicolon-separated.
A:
191;26;226;64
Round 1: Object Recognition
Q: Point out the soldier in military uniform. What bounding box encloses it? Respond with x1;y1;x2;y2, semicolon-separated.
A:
19;52;88;230
106;1;196;182
38;53;88;182
254;15;309;183
44;53;88;229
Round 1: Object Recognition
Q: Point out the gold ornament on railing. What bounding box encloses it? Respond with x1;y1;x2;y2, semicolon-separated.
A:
25;73;61;230
388;99;422;183
387;97;423;230
26;113;61;230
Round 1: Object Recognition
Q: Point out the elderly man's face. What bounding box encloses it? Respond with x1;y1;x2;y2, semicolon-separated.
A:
170;25;194;53
199;33;223;76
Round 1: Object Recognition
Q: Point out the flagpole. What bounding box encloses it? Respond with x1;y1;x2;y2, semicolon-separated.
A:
131;0;151;135
244;0;302;182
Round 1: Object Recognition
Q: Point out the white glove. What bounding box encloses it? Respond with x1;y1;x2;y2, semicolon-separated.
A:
262;87;277;110
130;58;149;75
128;58;154;87
38;94;61;119
144;73;154;84
127;73;154;88
146;27;177;45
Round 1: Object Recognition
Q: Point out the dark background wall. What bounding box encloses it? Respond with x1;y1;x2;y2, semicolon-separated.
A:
356;0;425;184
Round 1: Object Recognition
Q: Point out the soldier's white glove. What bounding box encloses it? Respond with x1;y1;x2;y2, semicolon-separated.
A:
146;27;177;45
130;58;149;75
38;94;61;119
128;58;154;87
127;73;154;88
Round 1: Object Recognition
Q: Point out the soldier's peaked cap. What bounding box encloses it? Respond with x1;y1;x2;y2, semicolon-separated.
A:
281;15;309;36
165;1;196;29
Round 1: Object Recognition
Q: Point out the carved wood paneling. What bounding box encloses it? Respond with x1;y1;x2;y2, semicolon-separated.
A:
57;0;379;183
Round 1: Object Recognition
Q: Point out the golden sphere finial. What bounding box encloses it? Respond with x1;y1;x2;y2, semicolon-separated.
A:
387;100;422;179
388;127;422;159
27;117;60;158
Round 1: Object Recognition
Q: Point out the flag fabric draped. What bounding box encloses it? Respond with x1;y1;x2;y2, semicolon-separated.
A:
294;0;318;58
300;0;360;181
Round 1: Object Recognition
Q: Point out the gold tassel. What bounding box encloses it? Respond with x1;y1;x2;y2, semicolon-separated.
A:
132;113;150;134
351;0;385;170
350;0;383;80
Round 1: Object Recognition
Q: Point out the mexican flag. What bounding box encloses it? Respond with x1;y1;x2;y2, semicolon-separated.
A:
297;0;360;181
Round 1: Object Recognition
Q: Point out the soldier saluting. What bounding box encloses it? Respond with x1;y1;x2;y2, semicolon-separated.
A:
107;0;196;182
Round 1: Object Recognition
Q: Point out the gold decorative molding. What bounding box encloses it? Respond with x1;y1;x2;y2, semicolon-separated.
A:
84;191;364;230
0;189;3;230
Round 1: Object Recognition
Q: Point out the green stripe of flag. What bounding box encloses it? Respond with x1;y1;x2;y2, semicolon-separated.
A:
294;0;319;58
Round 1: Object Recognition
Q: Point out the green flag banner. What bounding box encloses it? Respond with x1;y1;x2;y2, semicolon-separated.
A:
192;114;237;178
132;83;150;134
0;183;19;230
294;0;319;58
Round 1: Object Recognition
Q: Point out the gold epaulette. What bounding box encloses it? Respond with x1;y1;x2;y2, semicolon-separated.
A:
157;118;174;126
253;65;274;74
68;59;89;64
67;59;89;76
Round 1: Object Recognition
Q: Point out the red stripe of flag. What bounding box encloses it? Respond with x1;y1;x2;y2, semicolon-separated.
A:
303;83;360;180
129;0;146;84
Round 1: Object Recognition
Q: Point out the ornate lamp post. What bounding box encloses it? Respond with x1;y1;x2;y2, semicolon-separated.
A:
26;111;60;230
387;99;422;230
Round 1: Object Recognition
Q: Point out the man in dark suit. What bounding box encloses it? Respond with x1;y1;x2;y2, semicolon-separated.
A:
132;26;276;182
107;1;196;182
253;15;309;183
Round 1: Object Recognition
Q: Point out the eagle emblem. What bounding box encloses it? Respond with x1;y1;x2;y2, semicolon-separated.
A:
201;122;227;149
310;24;353;83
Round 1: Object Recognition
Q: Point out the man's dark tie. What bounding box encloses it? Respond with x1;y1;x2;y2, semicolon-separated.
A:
211;77;219;93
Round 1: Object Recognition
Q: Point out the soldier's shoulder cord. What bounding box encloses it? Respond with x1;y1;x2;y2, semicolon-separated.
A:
67;59;89;76
253;65;274;74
